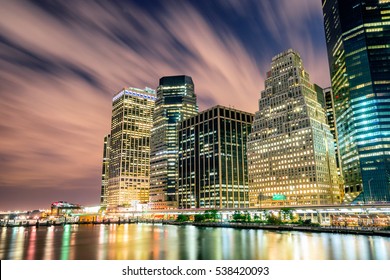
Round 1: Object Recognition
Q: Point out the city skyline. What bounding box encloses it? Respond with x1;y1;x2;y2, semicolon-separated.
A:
1;0;332;210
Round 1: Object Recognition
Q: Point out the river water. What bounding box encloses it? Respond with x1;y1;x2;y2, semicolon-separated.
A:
0;224;389;260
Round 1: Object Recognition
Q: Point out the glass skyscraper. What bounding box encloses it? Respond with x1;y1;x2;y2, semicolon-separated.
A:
149;75;198;210
322;0;390;203
178;105;253;209
107;87;156;209
247;49;341;207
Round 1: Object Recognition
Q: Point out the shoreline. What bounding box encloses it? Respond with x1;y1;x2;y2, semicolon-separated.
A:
172;221;390;237
1;220;389;237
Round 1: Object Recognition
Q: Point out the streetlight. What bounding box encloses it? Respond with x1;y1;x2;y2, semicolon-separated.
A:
368;178;373;203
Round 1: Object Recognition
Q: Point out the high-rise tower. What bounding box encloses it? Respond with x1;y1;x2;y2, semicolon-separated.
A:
178;105;253;209
322;0;390;203
149;75;198;210
247;49;341;207
107;87;155;208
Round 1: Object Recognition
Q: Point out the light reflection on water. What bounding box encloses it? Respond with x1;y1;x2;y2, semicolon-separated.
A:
0;224;389;260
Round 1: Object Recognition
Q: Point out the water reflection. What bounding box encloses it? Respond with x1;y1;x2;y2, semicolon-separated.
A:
12;227;25;260
0;224;389;260
43;227;54;260
98;224;108;259
26;227;36;260
60;225;71;260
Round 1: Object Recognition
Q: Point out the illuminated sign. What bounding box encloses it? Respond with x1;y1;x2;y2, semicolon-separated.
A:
272;194;286;201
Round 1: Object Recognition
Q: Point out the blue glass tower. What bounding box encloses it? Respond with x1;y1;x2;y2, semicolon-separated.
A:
322;0;390;203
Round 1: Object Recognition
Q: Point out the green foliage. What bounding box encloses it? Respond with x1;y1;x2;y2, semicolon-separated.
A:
193;210;220;223
204;209;219;222
176;214;190;222
231;211;253;223
244;211;251;222
266;214;282;225
232;211;245;222
194;214;205;222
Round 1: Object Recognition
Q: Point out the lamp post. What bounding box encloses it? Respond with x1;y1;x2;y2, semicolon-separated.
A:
368;178;373;203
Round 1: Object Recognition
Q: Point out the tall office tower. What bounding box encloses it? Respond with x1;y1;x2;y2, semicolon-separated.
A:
107;87;156;209
322;0;390;203
150;75;198;210
178;105;254;209
247;49;341;207
100;134;111;208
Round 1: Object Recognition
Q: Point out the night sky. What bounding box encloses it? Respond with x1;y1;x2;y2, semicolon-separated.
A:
0;0;331;211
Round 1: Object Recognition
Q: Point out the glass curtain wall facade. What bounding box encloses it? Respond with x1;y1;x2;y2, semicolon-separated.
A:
178;106;253;209
107;87;155;208
247;49;341;207
322;0;390;203
149;76;198;210
100;134;111;208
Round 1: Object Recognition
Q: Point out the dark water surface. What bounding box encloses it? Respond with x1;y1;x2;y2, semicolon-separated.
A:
1;224;389;260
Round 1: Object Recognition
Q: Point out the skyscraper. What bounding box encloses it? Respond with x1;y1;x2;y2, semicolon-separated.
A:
107;87;156;209
322;0;390;203
247;49;341;207
100;134;110;208
178;105;253;209
149;75;198;210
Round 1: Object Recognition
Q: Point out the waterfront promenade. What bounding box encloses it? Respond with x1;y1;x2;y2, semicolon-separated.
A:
1;203;389;238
